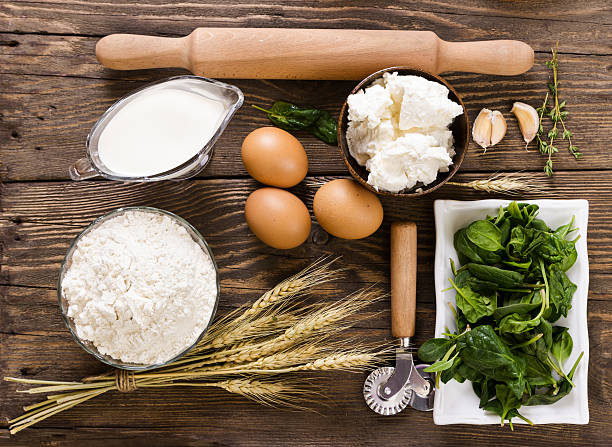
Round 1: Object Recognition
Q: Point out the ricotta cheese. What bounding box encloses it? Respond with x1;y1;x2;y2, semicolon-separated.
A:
61;209;218;365
346;72;463;193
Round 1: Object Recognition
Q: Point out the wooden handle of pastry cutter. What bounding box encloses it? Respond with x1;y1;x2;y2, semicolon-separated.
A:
391;222;417;339
95;28;534;79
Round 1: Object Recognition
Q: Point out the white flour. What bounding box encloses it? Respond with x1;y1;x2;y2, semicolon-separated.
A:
61;209;217;365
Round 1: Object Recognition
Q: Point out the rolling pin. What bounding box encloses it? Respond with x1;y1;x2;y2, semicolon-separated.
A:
95;28;534;80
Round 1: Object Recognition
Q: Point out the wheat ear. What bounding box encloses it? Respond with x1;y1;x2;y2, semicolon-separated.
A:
446;172;548;195
192;257;341;354
201;379;315;409
205;290;380;365
241;256;342;318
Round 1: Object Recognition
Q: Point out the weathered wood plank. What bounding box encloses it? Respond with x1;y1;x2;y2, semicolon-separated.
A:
0;286;609;445
1;49;610;181
1;1;610;54
1;173;611;294
0;422;610;447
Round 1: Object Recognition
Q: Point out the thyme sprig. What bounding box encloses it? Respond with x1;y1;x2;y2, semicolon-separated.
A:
537;43;581;177
535;93;553;174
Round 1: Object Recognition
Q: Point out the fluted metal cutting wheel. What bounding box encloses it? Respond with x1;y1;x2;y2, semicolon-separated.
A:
363;366;412;416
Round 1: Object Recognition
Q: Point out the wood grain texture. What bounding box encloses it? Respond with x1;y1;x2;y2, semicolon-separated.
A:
1;48;611;181
1;0;611;445
1;173;611;295
1;287;610;446
94;29;534;78
391;222;418;338
1;1;611;54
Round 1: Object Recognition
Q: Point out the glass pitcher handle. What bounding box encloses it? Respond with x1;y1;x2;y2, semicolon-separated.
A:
69;158;99;181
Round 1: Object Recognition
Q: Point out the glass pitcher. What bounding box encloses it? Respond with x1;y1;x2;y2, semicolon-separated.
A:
70;75;243;181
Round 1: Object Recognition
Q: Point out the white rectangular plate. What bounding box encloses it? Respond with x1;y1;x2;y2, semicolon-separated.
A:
432;199;589;425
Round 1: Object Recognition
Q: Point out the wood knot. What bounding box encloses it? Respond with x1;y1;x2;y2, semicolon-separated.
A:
114;369;137;392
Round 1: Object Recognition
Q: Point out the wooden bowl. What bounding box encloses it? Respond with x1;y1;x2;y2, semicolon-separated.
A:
337;67;469;198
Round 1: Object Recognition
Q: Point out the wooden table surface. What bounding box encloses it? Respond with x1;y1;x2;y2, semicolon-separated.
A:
1;1;611;445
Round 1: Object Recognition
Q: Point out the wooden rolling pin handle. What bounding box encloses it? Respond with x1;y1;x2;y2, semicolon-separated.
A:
96;34;191;71
391;222;417;339
438;39;534;76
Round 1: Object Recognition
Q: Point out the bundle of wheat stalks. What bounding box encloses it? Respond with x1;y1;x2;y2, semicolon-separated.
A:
5;258;388;434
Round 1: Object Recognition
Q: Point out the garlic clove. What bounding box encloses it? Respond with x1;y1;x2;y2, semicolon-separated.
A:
490;110;507;146
511;102;539;145
472;108;493;151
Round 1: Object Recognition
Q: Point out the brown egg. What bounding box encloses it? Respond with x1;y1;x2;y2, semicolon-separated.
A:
245;188;311;249
313;179;383;239
242;127;308;188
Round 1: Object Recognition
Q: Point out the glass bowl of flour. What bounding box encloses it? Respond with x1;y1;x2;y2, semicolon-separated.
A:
57;207;220;370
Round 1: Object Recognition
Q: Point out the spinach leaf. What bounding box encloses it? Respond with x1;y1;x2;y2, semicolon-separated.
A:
449;277;496;323
517;352;556;387
551;325;569;337
424;352;459;372
495;383;523;420
544;264;576;322
507;201;524;222
502;259;532;270
468;278;500;295
254;102;320;130
538;319;553;349
488;206;505;225
483;393;531;428
473;378;496;408
500;218;512;246
482;399;505;421
524;352;583;406
454;228;502;264
455;269;498;294
522;337;550;366
452;371;467;383
554;216;576;239
456;325;526;382
440;357;462;384
528;231;577;268
523;381;571;406
308;110;338;144
556;248;578;272
467;263;524;289
523;230;548;256
505;202;539;227
506;226;531;259
502;291;535;307
418;338;454;363
551;328;573;365
530;218;550;231
522;204;540;222
466;220;503;251
455;362;484;382
253;102;337;144
493;301;540;321
454;228;484;263
498;313;540;335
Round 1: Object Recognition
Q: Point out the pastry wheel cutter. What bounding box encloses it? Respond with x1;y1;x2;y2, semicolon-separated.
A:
363;222;435;415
